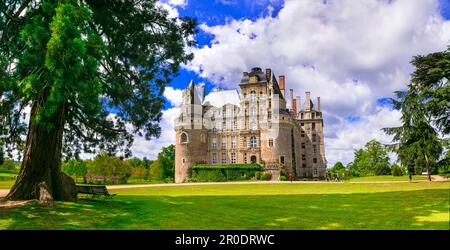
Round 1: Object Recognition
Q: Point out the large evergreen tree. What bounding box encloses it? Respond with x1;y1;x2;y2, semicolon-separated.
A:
383;48;448;181
0;0;196;200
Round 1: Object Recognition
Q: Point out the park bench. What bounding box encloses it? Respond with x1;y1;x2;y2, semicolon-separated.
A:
76;185;116;200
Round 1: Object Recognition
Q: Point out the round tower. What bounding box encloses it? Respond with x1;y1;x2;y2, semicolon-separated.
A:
175;128;207;183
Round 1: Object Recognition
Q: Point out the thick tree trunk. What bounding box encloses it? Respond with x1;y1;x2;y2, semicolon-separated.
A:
6;96;77;201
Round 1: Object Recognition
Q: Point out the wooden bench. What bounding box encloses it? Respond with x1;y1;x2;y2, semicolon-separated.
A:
76;185;116;200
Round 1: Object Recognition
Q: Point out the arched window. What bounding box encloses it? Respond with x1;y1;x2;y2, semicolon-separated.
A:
250;136;257;148
250;91;256;102
180;133;188;143
250;155;257;164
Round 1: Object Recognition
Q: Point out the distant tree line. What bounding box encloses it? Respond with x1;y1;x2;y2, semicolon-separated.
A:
61;144;175;185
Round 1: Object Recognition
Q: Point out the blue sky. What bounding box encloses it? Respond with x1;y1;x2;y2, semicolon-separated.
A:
136;0;450;165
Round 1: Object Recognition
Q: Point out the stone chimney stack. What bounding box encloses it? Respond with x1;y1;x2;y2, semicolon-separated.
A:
317;96;321;112
305;91;311;111
296;96;301;112
289;89;294;111
265;68;272;80
279;75;285;99
200;83;205;101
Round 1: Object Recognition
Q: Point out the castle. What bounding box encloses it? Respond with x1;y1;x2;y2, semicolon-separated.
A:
174;67;326;183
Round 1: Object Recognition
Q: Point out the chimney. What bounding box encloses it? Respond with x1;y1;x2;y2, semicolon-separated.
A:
317;97;321;112
279;75;285;98
289;89;294;111
305;92;311;111
296;96;301;112
265;68;272;80
292;99;297;114
201;84;205;101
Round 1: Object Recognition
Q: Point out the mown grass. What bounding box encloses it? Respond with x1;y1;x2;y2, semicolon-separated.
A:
347;175;428;182
0;181;448;230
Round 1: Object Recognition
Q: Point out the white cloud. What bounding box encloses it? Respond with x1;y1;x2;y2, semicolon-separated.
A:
182;0;450;166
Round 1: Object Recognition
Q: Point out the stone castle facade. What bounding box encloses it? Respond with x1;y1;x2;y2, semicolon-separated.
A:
174;67;326;183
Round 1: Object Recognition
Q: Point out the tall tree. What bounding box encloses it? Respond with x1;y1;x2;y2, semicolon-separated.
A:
158;144;175;179
0;0;196;200
350;140;391;176
383;48;448;181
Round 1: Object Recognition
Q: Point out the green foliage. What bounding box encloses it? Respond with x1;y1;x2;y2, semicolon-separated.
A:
157;144;175;180
280;175;287;181
0;160;18;173
192;164;263;182
349;140;391;177
375;162;391;176
149;160;163;179
86;153;132;184
0;0;196;159
61;160;87;180
0;147;4;166
391;163;403;176
329;162;345;174
383;48;448;178
259;171;272;181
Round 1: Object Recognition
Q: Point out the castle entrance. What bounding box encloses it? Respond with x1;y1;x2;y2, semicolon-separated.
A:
250;156;257;164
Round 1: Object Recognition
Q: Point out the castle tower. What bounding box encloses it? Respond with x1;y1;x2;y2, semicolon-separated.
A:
174;81;207;183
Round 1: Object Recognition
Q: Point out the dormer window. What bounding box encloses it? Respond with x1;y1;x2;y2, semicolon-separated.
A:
249;76;258;83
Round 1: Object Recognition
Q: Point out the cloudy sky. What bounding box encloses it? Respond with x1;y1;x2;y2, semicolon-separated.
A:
133;0;450;166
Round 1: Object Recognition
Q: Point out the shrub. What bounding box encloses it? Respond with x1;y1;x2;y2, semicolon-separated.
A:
0;160;18;173
280;175;287;181
255;171;261;180
192;164;263;182
260;171;272;181
391;163;403;176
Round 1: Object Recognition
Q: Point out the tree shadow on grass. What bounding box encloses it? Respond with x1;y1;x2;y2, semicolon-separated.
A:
0;189;448;230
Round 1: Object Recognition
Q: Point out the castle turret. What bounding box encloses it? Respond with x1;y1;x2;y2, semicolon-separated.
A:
174;81;207;183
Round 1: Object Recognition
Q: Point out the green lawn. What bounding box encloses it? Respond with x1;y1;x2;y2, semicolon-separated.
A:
0;180;15;189
347;175;428;182
0;181;448;230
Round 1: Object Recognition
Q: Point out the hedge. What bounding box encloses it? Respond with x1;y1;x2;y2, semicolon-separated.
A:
192;164;263;182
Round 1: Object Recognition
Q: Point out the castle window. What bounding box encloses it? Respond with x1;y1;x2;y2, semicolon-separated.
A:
231;152;236;164
313;145;317;154
302;164;306;168
212;142;217;150
250;121;257;130
312;134;317;142
231;136;236;149
212;153;217;164
312;123;316;130
301;131;305;137
250;106;256;116
301;123;304;127
250;136;257;148
268;111;272;120
280;156;285;164
250;91;256;102
268;138;274;147
222;152;227;164
180;133;188;143
222;142;226;149
244;153;247;164
314;169;318;176
301;113;304;119
250;155;257;164
313;158;317;164
182;158;185;163
312;112;316;119
302;154;306;161
302;143;305;149
233;120;238;130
